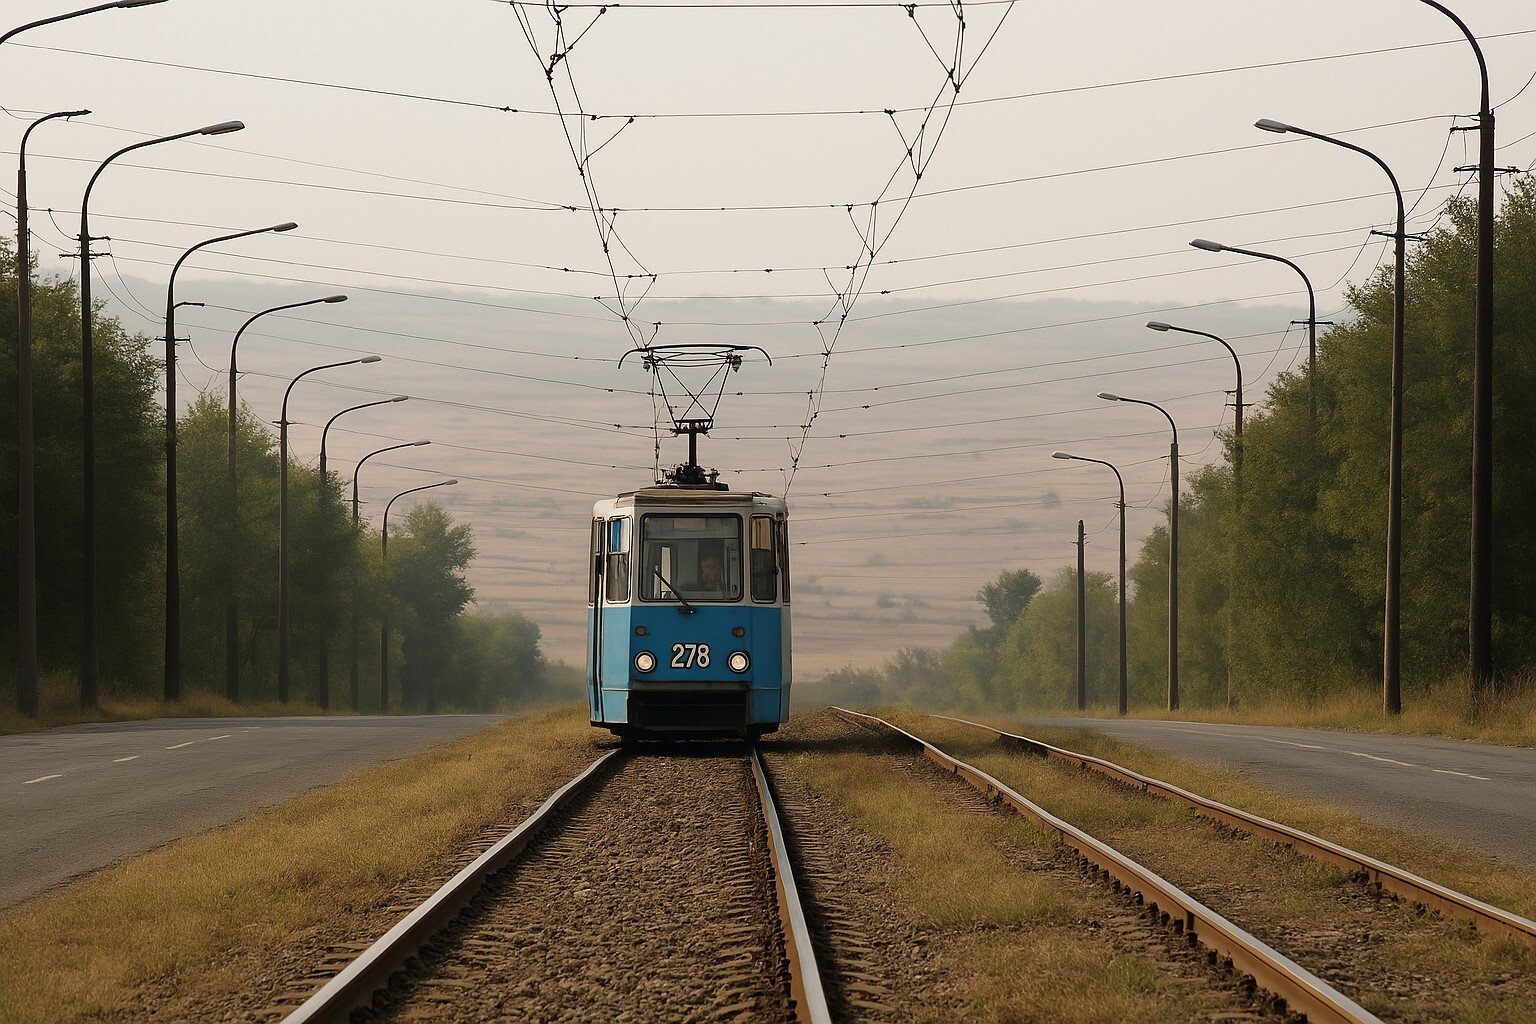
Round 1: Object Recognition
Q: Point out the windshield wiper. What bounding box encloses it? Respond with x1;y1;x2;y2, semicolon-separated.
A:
653;568;695;614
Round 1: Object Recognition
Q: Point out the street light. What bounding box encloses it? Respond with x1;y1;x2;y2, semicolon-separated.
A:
1149;321;1245;707
1146;321;1244;481
381;479;458;714
1416;0;1497;691
1257;115;1407;715
313;396;408;709
224;294;346;701
162;221;296;702
13;108;88;718
1098;391;1180;711
77;118;244;708
349;439;429;711
1187;239;1315;424
278;356;382;704
1052;452;1126;715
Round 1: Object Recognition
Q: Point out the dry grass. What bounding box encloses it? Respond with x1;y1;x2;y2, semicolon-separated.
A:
1070;674;1536;748
888;710;1536;1022
781;739;1245;1023
0;703;598;1024
0;670;338;737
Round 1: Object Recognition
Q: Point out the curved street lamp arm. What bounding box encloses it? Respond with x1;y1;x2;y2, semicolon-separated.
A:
170;223;294;290
321;397;404;462
383;480;456;537
1117;396;1178;447
1158;325;1242;394
1;2;133;47
1286;126;1406;227
21;109;88;155
1417;1;1490;111
1067;456;1126;506
281;358;371;428
1220;245;1315;300
82;128;203;221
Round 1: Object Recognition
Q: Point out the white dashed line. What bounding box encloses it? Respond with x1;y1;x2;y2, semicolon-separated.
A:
165;741;196;750
206;734;233;741
1267;739;1330;750
23;774;62;785
1433;768;1492;781
1346;751;1417;768
112;755;140;763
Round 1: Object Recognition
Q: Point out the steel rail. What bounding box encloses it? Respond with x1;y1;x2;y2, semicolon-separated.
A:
929;713;1536;950
279;749;622;1024
832;708;1382;1024
751;745;834;1024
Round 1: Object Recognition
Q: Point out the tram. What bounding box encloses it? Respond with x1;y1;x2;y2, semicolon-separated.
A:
586;478;791;739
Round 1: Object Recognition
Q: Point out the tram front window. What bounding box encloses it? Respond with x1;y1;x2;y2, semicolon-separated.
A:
640;514;743;602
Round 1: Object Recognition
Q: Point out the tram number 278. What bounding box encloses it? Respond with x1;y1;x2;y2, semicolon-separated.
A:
670;643;711;669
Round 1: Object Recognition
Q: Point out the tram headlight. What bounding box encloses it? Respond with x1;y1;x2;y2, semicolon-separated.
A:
634;651;657;673
727;651;750;674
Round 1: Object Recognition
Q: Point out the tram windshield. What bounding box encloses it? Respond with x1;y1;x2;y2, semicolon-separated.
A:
639;514;743;602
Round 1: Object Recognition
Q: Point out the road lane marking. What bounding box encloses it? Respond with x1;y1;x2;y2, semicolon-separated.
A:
206;734;233;741
1267;739;1330;750
23;774;62;785
1347;750;1417;767
1433;768;1491;781
112;755;140;763
165;741;196;750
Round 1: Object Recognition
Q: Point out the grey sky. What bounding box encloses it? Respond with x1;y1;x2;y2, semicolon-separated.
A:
6;0;1534;674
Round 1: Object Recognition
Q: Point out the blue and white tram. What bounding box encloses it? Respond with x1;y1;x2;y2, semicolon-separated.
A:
586;483;791;738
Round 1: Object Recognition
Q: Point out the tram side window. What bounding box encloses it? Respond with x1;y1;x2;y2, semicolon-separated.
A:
588;518;603;606
604;517;630;603
750;515;777;602
777;518;791;604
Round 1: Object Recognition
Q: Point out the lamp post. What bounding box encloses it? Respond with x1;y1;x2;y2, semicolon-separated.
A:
163;222;296;702
1257;116;1407;715
1416;0;1496;691
349;440;430;711
77;119;245;707
277;356;381;704
14;108;89;716
224;294;346;700
1187;239;1314;424
1075;518;1086;711
381;479;457;714
314;396;408;709
1099;391;1180;711
1052;452;1126;715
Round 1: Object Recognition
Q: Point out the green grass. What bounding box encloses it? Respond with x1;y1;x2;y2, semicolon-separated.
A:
1049;673;1536;748
781;733;1245;1023
0;670;345;736
883;710;1536;1022
0;703;598;1024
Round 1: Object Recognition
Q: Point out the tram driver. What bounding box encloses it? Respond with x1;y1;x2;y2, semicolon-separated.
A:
692;547;726;598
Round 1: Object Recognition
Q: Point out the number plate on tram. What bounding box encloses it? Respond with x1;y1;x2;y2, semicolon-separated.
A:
670;643;711;668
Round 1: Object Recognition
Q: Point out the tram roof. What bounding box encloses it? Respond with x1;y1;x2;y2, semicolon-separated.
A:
598;486;786;510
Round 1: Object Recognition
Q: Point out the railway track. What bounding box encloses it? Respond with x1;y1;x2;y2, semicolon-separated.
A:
278;745;830;1024
927;712;1536;950
831;707;1386;1024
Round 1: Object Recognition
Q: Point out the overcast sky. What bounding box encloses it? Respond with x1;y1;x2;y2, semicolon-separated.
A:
6;0;1535;675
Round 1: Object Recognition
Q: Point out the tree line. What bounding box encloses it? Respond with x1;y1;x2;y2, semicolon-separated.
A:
814;181;1536;713
1;240;564;715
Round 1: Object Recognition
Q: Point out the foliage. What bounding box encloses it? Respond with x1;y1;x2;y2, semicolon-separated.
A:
0;239;553;715
825;178;1536;713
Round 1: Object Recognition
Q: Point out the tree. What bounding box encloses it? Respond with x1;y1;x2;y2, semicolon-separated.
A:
388;502;475;710
0;240;163;695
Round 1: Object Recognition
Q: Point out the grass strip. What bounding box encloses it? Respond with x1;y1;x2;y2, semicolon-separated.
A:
892;710;1536;1022
778;726;1247;1023
0;703;597;1024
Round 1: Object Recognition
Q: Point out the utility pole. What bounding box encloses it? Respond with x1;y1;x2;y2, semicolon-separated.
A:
1076;519;1086;711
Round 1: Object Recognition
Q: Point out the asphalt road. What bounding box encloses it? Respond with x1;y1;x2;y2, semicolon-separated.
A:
1022;717;1536;870
0;714;503;909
